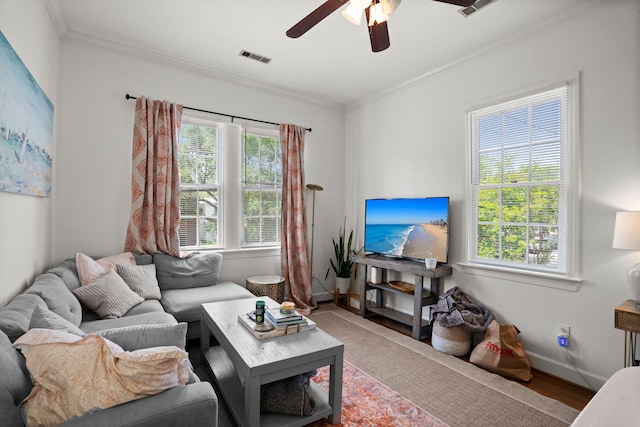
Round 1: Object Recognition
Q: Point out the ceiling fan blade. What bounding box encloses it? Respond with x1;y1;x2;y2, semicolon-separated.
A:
433;0;476;7
286;0;348;38
432;0;476;6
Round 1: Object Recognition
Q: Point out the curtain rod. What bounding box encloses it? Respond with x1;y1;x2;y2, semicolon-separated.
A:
125;94;311;132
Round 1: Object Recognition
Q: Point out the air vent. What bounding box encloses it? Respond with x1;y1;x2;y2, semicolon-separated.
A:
239;49;272;64
459;0;496;17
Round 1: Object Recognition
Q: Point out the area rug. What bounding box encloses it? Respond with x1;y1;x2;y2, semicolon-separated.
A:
307;305;579;427
311;359;447;427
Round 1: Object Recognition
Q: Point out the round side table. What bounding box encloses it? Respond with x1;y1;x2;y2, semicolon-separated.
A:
246;275;285;303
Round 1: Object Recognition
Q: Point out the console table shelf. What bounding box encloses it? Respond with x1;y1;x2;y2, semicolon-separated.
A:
353;254;452;340
366;282;436;303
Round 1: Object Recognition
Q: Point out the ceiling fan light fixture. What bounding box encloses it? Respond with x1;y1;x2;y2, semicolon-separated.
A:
368;2;389;26
350;0;373;10
341;4;363;25
380;0;401;15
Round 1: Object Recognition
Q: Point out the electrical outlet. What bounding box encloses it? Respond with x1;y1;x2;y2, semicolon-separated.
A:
558;323;571;338
557;323;570;348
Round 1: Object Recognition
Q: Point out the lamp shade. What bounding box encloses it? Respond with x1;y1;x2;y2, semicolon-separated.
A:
350;0;372;9
380;0;401;14
613;211;640;304
341;4;363;25
613;211;640;250
368;3;389;25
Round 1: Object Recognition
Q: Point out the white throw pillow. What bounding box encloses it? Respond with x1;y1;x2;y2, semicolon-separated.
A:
76;252;136;286
116;264;161;300
72;269;143;319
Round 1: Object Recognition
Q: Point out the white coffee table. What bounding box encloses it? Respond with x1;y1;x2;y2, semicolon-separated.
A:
201;297;343;427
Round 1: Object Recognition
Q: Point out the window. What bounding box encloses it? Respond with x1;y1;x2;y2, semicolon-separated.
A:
467;82;577;277
178;119;221;249
178;116;282;250
242;128;282;246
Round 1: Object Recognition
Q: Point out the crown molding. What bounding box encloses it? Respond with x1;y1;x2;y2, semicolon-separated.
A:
347;0;618;110
43;0;68;38
59;29;344;112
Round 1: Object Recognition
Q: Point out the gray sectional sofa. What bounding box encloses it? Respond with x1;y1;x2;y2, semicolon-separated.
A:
0;251;255;426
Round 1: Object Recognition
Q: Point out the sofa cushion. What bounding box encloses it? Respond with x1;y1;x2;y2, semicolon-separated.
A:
80;300;165;324
95;323;188;351
0;385;24;427
0;330;32;406
0;294;48;342
116;264;161;300
13;329;190;427
30;305;87;336
80;311;178;334
161;281;254;322
153;252;223;290
73;269;144;319
46;258;82;291
134;253;153;265
76;252;136;286
59;382;216;427
123;299;166;315
24;273;83;327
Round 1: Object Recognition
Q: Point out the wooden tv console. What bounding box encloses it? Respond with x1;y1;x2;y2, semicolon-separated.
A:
352;254;452;340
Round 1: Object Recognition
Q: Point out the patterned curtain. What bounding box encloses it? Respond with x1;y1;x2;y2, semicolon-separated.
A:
280;124;316;315
125;97;183;256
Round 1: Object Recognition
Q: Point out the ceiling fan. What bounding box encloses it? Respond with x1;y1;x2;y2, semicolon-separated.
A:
286;0;477;53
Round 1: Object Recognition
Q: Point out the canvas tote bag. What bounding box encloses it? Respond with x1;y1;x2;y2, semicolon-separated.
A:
469;319;532;381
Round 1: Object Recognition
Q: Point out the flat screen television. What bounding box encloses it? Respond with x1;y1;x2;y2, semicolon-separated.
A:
364;197;449;264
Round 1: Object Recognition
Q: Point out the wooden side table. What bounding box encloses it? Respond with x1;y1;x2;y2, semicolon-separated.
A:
614;299;640;367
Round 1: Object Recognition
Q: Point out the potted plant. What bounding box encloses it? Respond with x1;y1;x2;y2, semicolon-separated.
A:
325;219;358;294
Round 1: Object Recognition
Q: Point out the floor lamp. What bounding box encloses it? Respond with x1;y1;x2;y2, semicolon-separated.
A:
306;184;323;284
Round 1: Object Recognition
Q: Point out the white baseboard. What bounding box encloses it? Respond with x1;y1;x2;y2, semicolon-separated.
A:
313;293;605;391
526;350;607;391
314;291;333;303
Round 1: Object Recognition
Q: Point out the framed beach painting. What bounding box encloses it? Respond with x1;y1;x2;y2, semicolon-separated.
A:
0;29;53;197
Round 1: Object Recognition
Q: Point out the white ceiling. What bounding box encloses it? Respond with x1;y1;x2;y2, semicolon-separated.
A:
46;0;609;106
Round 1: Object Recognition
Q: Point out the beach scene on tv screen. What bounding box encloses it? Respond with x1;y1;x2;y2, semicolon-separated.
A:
365;198;448;262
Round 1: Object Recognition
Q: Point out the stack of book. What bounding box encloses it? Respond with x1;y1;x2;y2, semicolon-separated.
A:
265;307;315;333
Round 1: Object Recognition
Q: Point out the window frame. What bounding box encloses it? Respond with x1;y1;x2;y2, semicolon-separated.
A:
177;113;282;253
461;75;581;290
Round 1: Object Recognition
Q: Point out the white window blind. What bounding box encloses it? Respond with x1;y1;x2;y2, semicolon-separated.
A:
468;84;572;274
242;127;282;247
178;118;222;249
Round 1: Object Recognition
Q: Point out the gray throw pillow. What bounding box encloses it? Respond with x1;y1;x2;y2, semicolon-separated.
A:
29;305;86;337
116;264;161;300
153;252;223;290
94;322;188;351
72;269;144;319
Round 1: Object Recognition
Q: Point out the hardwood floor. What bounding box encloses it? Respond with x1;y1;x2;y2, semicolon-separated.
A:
333;302;595;411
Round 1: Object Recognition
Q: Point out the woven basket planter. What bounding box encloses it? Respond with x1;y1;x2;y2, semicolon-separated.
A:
431;322;472;356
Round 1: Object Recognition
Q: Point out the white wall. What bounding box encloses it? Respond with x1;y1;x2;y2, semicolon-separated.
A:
345;0;640;388
0;0;59;306
54;41;345;293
